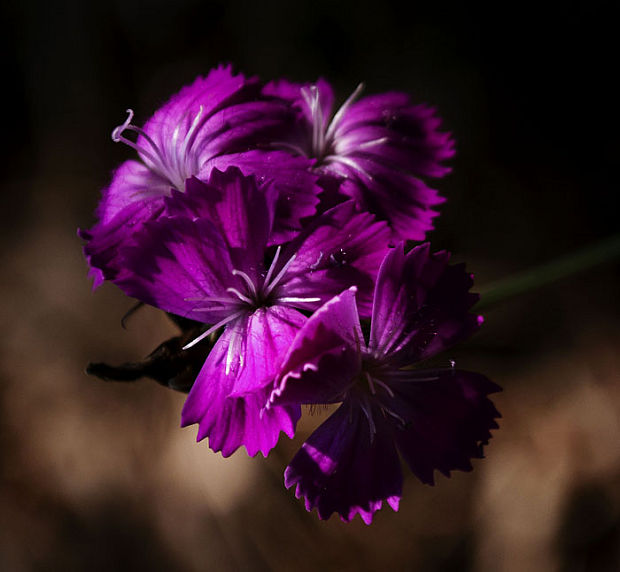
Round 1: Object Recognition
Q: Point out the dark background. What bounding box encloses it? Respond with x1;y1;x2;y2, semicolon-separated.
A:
1;1;619;570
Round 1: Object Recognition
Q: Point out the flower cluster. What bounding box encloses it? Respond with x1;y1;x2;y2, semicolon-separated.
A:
82;64;500;524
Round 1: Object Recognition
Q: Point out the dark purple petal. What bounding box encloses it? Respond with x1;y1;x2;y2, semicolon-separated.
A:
369;244;481;365
334;96;455;178
95;160;171;224
202;151;321;244
79;160;169;285
263;79;452;241
181;306;306;457
330;157;444;242
379;369;500;485
279;201;391;317
114;216;236;324
270;288;362;407
285;402;402;524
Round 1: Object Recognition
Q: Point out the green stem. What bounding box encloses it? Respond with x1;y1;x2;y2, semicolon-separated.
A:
476;234;620;311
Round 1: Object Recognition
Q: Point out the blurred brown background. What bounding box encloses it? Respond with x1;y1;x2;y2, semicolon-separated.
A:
1;1;619;570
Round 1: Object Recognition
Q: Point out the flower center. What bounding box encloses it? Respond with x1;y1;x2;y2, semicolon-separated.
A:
349;360;409;440
182;246;320;350
111;107;206;192
299;83;365;163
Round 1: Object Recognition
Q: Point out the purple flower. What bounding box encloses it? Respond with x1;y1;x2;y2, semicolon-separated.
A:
115;167;391;457
264;79;454;241
80;65;320;286
269;244;500;524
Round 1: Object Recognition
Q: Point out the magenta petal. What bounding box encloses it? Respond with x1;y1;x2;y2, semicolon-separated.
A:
333;157;444;242
369;243;481;365
383;369;501;485
285;402;402;524
114;216;235;323
280;201;391;317
335;96;455;178
270;288;362;406
139;65;281;168
79;197;164;287
165;169;275;278
95;160;171;224
202;151;320;244
80;160;169;285
181;306;306;457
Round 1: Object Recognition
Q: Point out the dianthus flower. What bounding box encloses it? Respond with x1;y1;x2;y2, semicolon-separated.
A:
263;79;454;241
81;65;320;286
269;244;500;523
115;167;391;457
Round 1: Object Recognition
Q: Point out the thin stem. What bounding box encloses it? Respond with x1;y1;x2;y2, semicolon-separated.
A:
476;234;620;311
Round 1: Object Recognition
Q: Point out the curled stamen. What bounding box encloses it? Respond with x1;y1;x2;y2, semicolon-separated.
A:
232;269;258;298
226;287;254;305
111;109;135;142
111;109;172;182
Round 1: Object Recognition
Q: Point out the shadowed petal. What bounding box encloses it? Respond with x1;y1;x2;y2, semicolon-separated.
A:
380;369;501;485
279;201;391;317
285;402;402;524
114;216;236;324
79;160;168;286
334;96;454;178
369;243;481;365
335;159;444;242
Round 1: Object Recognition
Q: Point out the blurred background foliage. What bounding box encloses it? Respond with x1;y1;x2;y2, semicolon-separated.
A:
1;1;619;570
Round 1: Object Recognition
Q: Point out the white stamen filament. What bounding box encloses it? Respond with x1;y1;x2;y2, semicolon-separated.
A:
322;153;373;180
277;297;321;304
262;245;282;288
359;395;376;441
369;376;395;398
324;83;364;143
302;85;325;157
226;287;254;305
111;107;206;192
232;269;258;298
263;252;297;297
181;106;205;160
182;310;245;350
112;110;170;179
